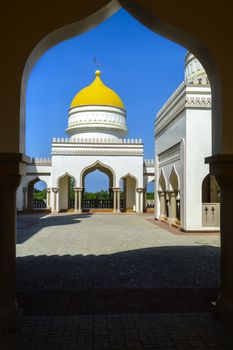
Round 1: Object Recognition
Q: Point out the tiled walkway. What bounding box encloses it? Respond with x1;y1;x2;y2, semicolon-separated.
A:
1;213;233;349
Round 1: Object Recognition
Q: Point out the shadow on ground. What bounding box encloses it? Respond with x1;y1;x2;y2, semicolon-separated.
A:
16;213;92;244
17;245;220;316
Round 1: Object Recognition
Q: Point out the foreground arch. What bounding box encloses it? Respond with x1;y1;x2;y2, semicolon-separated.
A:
1;0;233;331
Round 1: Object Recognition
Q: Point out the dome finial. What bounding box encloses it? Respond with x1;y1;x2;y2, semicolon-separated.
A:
93;56;102;78
95;70;101;77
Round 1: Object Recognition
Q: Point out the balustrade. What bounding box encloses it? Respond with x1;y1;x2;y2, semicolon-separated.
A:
33;199;47;208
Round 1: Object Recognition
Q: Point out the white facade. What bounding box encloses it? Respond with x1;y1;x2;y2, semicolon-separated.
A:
17;70;153;213
154;52;220;231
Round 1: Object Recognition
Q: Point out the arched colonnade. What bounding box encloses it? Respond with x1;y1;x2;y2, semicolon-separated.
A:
49;162;143;213
158;167;180;224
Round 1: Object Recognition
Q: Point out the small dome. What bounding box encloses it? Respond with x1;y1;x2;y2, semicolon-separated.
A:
70;70;125;109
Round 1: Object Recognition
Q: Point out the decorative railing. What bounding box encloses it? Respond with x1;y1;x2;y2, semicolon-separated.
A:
69;199;124;209
33;199;47;208
146;200;154;208
52;137;143;144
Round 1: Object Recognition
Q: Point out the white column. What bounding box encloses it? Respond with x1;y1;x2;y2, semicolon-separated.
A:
167;191;177;224
112;188;121;213
117;189;121;212
74;188;78;212
136;188;144;213
77;187;83;213
46;188;51;209
158;191;166;219
113;188;117;212
52;188;58;213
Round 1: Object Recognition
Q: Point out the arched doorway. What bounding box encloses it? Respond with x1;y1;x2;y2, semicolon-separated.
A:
145;179;154;213
26;178;49;211
168;167;180;224
80;161;117;212
202;174;220;227
83;169;113;211
120;174;137;212
158;170;167;220
58;173;76;212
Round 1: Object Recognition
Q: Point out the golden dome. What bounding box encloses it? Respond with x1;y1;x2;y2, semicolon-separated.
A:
70;70;125;109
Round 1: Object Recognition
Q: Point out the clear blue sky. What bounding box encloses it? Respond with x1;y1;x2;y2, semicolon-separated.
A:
28;9;186;192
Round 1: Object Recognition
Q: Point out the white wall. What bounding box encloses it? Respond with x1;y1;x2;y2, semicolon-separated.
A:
51;154;144;189
184;108;213;230
155;111;186;155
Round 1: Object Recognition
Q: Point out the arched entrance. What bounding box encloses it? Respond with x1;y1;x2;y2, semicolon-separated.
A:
168;167;180;224
26;178;48;211
80;161;118;212
145;179;155;213
57;173;76;212
120;173;137;212
158;170;167;220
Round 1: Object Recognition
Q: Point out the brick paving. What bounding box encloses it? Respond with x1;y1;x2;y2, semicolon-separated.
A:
1;212;233;349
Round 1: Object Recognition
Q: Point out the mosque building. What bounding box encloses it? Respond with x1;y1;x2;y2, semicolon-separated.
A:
154;52;220;231
16;70;154;213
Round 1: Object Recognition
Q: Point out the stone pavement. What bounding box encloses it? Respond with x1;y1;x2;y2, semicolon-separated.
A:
1;213;233;349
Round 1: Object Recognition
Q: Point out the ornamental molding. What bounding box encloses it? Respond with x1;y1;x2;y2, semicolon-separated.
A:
156;81;186;119
68;104;126;114
52;137;143;144
158;143;180;167
155;84;212;136
185;96;211;107
68;113;127;129
51;149;143;156
155;97;186;136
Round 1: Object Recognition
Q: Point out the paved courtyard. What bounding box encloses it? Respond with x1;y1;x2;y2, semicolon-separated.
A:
1;213;233;349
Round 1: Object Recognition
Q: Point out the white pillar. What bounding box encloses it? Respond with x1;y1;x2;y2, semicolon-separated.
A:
46;188;51;209
76;187;82;213
158;191;166;219
52;188;58;213
74;188;78;211
113;188;121;213
167;191;177;224
113;188;117;212
117;189;121;212
136;188;144;213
